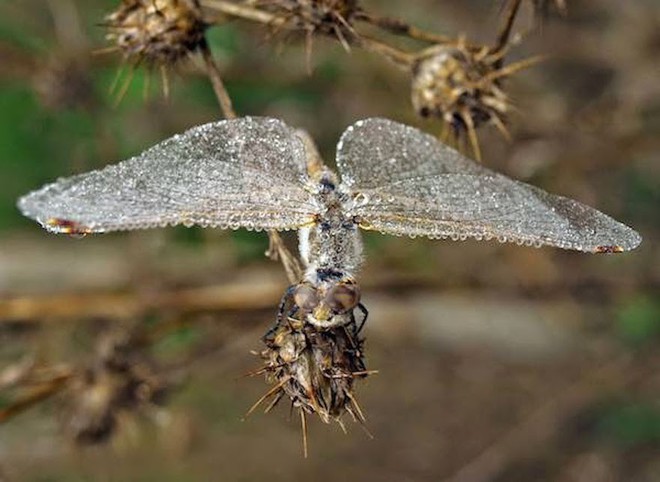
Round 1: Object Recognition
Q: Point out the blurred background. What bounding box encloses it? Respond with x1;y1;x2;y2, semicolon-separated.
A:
0;0;658;480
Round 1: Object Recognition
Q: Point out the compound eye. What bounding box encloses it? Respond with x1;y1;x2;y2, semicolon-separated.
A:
293;283;319;312
326;283;360;314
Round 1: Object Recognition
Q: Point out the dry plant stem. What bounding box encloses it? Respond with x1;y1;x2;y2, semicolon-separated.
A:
266;231;303;284
300;408;309;458
489;113;512;141
461;108;482;162
495;0;523;54
202;0;284;27
482;54;545;82
2;270;642;324
355;11;452;45
445;353;637;482
357;33;413;69
200;41;236;119
0;373;73;423
0;281;284;322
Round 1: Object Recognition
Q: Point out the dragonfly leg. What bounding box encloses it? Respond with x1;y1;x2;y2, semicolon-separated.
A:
355;303;369;335
262;285;297;343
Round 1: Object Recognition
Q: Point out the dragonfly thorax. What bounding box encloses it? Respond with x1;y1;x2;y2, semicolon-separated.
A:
292;170;364;328
299;170;363;285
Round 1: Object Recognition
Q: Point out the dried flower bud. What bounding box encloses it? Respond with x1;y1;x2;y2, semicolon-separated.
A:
411;40;539;160
274;0;359;34
412;44;505;152
262;0;360;58
105;0;206;67
256;316;369;428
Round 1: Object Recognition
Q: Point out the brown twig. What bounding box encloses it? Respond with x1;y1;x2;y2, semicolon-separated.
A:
357;33;414;69
0;372;73;424
300;408;308;458
355;11;452;45
202;0;284;27
265;231;303;284
200;41;236;119
0;270;649;324
495;0;523;54
0;280;284;322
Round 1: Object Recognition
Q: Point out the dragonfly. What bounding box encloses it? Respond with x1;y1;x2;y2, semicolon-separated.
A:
17;117;642;329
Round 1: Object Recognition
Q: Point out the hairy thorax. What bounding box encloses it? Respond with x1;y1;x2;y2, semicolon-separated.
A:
298;170;363;285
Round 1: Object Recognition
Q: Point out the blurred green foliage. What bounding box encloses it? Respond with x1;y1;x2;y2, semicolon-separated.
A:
0;393;11;411
0;85;95;229
153;325;203;356
615;296;660;347
597;401;660;448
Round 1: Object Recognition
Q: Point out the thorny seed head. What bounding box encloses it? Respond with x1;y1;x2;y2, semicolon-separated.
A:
105;0;207;67
273;0;359;32
257;316;369;426
64;329;168;445
411;39;539;159
412;42;509;135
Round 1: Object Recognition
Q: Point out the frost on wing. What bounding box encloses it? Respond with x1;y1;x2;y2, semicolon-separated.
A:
18;117;319;234
337;118;642;253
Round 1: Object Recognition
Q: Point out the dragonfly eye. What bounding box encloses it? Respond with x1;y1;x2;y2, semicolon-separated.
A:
325;282;360;314
293;283;319;312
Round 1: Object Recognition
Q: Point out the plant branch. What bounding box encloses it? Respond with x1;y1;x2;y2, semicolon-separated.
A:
355;11;452;45
494;0;523;54
0;280;284;322
0;372;73;424
357;33;414;69
200;41;236;119
202;0;284;27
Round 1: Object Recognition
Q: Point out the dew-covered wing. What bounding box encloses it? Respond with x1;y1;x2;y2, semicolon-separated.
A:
336;118;641;253
18;117;318;234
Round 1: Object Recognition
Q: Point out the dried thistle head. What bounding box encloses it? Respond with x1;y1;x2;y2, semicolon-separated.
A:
102;0;207;100
263;0;360;57
411;39;539;160
253;315;370;438
64;328;168;444
105;0;206;67
272;0;359;33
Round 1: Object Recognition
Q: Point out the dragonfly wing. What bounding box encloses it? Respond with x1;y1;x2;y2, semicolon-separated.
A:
18;117;318;234
337;117;487;190
337;118;641;253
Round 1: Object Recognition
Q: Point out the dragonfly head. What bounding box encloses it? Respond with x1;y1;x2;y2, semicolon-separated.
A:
293;280;361;328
